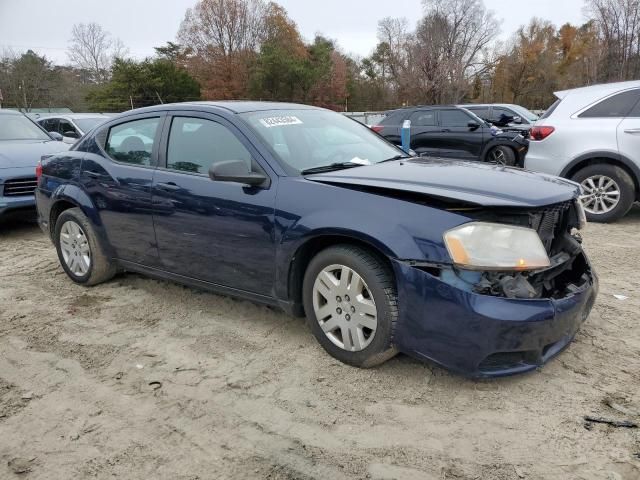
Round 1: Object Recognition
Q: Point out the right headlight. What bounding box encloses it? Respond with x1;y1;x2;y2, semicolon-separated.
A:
444;222;551;271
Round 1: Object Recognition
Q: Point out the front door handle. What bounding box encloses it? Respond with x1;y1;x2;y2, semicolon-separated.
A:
156;182;181;192
440;129;451;133
624;128;640;134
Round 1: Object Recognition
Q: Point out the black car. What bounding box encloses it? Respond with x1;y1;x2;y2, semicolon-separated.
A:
372;106;528;166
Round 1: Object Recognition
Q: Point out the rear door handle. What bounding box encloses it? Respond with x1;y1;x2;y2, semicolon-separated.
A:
156;182;181;192
440;129;450;133
624;128;640;134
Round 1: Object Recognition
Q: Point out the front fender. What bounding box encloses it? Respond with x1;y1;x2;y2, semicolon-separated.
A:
273;177;471;300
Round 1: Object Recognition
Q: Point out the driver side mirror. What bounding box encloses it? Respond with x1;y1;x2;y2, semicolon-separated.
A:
209;159;269;187
467;121;480;130
512;116;522;124
63;130;79;139
49;132;64;141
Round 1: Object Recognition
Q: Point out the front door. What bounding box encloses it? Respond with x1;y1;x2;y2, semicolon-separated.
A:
437;109;485;160
151;113;277;297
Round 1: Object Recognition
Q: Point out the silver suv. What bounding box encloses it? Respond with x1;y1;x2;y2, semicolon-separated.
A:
525;80;640;222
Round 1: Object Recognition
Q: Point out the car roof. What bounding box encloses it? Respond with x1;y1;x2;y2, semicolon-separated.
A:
555;80;640;99
0;109;23;116
125;101;325;115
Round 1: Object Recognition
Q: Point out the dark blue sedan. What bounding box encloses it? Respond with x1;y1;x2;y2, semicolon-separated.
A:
35;102;598;377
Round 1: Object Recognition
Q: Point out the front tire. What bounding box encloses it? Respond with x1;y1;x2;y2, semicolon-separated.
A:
302;245;398;368
54;207;116;286
572;164;635;223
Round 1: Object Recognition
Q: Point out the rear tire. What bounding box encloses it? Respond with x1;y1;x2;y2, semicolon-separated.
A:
486;146;517;166
302;245;398;368
571;164;635;223
54;207;116;286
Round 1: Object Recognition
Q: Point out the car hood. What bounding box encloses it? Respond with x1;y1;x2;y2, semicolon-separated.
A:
305;159;580;208
0;140;70;169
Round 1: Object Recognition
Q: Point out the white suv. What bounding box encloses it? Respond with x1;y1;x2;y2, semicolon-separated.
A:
525;80;640;222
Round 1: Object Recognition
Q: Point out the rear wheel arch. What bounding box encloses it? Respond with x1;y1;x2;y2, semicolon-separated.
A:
562;155;640;197
287;234;396;317
49;199;79;238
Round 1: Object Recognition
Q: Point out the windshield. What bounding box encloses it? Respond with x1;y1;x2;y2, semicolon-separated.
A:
240;109;405;175
510;105;539;121
75;117;107;133
0;114;51;141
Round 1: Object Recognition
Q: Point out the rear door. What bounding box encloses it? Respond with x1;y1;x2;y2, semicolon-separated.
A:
80;113;165;266
616;89;640;167
408;109;439;156
437;109;485;160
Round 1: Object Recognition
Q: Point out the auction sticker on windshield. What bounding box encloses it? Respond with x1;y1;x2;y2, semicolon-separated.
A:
259;116;303;128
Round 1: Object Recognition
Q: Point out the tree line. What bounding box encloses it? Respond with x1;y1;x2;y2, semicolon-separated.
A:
1;0;640;113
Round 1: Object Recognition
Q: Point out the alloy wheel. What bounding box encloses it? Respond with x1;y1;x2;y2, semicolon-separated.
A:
59;220;91;276
488;148;506;165
580;175;621;215
312;264;377;352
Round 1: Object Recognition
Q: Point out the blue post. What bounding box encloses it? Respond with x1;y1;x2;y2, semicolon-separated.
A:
401;119;411;153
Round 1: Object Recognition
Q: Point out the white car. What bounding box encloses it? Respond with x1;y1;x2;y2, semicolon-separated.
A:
525;80;640;222
37;114;113;144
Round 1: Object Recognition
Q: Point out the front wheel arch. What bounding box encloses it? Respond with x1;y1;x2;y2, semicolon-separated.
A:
287;234;395;317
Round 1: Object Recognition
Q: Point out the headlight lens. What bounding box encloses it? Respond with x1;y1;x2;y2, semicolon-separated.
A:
444;222;551;270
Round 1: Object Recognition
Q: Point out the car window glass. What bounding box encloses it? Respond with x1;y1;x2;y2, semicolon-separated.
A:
625;94;640;117
467;107;490;119
579;89;640;118
43;118;59;132
59;120;76;135
409;110;436;126
167;117;252;175
492;108;515;120
440;110;472;127
105;117;160;166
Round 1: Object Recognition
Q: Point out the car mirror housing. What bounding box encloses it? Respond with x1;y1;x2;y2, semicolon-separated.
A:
468;121;479;130
64;130;79;138
209;159;268;187
49;132;64;141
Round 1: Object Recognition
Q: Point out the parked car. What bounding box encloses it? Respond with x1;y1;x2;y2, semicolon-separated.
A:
36;113;113;144
459;103;539;132
372;106;529;166
0;110;69;221
525;80;640;222
36;102;597;377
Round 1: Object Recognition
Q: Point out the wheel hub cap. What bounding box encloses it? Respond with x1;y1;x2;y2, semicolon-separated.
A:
580;175;621;215
59;221;91;276
312;264;377;352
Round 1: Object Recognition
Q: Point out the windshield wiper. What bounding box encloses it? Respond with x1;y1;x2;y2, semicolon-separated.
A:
378;154;409;163
301;162;366;175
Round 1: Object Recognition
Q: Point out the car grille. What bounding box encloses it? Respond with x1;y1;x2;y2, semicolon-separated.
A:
2;177;38;197
529;201;572;252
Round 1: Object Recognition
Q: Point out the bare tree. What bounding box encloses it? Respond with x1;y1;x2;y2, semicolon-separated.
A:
67;23;127;83
587;0;640;80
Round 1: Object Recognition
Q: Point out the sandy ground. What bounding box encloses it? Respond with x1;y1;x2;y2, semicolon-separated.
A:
0;208;639;480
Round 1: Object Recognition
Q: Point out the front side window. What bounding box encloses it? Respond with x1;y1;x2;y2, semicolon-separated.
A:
105;117;160;166
467;107;490;119
410;110;437;126
579;89;640;118
167;117;252;175
240;109;403;175
59;120;77;136
440;110;473;127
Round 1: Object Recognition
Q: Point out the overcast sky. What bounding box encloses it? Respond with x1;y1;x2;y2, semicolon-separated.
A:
0;0;586;64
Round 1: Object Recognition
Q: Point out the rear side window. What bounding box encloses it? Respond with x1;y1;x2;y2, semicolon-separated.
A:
440;109;472;127
105;117;160;166
579;89;640;118
540;99;561;119
166;117;252;175
409;110;436;126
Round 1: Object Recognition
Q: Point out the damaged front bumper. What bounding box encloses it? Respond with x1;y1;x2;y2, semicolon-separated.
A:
391;252;598;377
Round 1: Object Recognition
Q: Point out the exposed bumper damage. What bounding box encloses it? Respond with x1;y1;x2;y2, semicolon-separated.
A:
392;199;598;378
